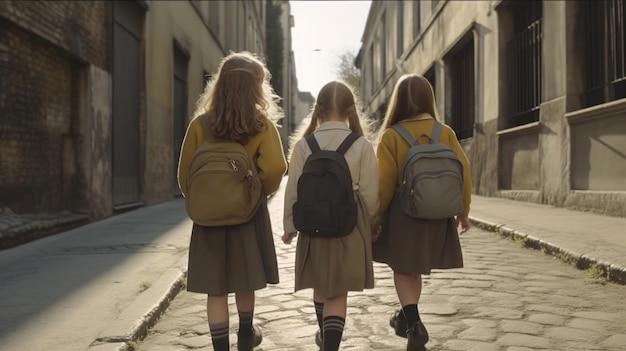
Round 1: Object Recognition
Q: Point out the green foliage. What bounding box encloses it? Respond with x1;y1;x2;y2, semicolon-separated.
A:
266;0;284;98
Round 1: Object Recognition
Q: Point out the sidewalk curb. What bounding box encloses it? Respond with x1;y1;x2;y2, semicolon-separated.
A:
87;256;189;351
469;216;626;285
0;214;89;250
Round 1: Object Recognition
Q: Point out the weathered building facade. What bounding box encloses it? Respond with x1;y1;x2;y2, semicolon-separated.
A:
357;0;626;217
0;0;268;220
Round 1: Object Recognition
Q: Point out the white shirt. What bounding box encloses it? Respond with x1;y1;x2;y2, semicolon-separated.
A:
283;121;380;234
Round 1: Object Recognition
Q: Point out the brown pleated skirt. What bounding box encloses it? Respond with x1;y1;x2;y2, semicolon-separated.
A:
372;194;463;274
186;197;279;295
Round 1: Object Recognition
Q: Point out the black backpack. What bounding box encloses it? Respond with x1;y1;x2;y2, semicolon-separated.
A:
293;133;360;238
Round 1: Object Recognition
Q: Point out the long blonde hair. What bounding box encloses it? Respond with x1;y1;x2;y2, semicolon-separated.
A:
193;51;282;144
305;81;365;136
377;74;439;142
287;81;368;160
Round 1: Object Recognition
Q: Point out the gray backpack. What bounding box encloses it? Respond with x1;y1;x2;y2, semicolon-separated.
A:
392;121;464;219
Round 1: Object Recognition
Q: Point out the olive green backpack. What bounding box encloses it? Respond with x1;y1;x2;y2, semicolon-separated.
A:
184;115;262;226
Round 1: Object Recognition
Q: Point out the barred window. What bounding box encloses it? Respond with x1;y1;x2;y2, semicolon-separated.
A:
424;65;436;101
502;1;542;130
582;0;626;108
448;39;475;140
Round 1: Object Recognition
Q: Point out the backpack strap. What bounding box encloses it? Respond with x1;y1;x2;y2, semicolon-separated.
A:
305;134;321;153
336;133;360;155
431;121;442;143
391;124;417;146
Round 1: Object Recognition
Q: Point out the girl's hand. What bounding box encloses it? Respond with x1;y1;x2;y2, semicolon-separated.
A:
282;232;298;244
455;216;471;234
370;224;381;242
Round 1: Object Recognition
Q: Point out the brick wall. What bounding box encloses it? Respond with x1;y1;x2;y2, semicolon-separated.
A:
0;1;109;67
0;1;110;214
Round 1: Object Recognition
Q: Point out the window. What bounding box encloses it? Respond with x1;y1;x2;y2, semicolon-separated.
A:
448;38;475;139
397;1;404;58
424;65;436;101
413;1;421;38
582;0;626;108
502;1;542;130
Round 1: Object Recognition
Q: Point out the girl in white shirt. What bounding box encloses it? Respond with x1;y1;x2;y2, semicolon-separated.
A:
282;81;379;351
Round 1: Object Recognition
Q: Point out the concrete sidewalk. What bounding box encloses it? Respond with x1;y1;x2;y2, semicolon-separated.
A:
469;195;626;285
0;199;193;351
1;183;624;351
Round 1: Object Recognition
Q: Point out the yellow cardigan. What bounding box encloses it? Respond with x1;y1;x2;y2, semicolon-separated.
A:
177;115;287;198
376;116;472;221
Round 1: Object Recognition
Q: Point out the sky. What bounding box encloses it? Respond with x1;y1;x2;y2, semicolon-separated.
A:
289;0;372;97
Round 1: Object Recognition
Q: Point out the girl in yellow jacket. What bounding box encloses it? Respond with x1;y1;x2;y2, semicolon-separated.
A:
282;81;379;351
372;74;471;351
177;52;287;351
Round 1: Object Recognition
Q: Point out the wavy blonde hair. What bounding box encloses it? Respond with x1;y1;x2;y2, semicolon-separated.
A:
193;51;282;144
376;74;439;144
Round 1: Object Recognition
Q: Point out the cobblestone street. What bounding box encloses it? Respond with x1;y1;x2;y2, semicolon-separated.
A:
136;188;626;351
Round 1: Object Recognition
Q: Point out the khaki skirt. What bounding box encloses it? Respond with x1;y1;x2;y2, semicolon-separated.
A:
372;194;463;274
187;197;279;295
294;192;375;298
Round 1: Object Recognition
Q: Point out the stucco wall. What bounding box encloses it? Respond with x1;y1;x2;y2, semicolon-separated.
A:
358;1;626;217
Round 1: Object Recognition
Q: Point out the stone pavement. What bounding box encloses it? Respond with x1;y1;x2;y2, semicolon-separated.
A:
136;182;626;351
2;178;626;351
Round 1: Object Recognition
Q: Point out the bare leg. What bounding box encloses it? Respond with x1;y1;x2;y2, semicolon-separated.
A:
235;291;255;312
207;294;229;324
393;272;422;306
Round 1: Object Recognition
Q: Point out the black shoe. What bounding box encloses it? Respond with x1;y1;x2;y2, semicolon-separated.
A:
315;329;322;349
390;309;407;338
237;324;263;351
406;321;429;351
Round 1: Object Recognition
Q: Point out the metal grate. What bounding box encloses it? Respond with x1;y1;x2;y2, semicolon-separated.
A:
583;0;626;108
503;17;542;130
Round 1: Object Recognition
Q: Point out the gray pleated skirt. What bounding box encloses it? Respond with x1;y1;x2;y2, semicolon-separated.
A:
186;197;279;295
372;194;463;274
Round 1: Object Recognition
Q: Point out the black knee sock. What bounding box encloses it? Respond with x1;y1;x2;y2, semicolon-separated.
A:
209;321;230;351
314;301;324;332
323;316;345;351
238;310;254;336
402;304;419;328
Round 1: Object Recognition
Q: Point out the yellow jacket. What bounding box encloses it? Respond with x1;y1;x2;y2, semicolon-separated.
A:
177;115;287;197
376;114;471;221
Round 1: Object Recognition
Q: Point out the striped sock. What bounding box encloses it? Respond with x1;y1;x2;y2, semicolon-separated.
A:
314;301;324;333
238;310;254;337
323;316;345;351
209;321;229;351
